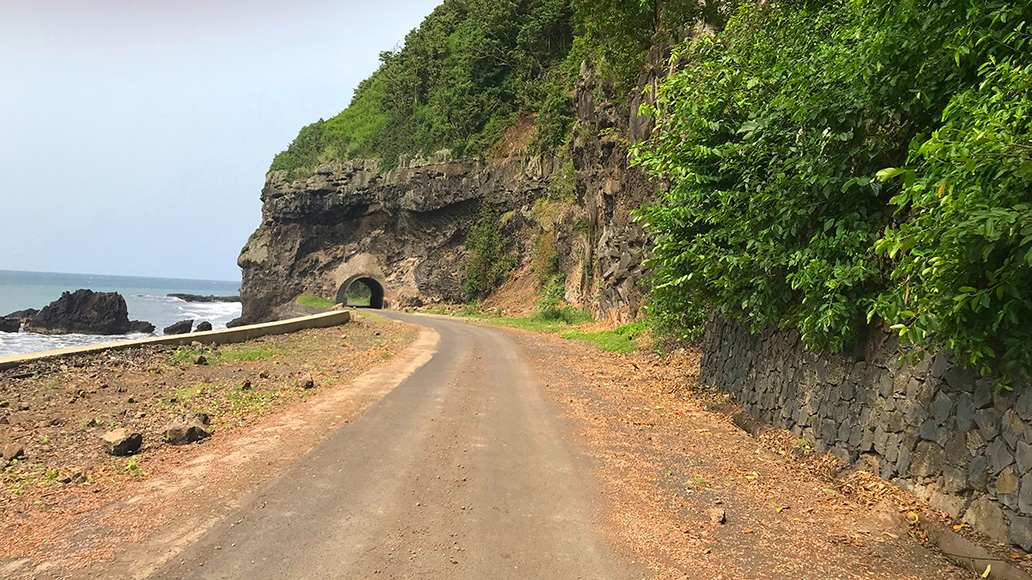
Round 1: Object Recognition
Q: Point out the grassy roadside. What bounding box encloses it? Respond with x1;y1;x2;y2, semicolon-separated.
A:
416;304;650;354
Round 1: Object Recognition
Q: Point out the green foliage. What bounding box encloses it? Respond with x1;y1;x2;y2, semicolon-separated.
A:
571;0;733;97
345;283;373;307
634;0;1032;384
295;295;337;308
545;159;576;202
271;0;575;177
872;12;1032;385
464;201;516;299
561;321;647;353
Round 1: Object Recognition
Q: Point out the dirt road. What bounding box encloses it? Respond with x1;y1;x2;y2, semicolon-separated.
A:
148;312;644;579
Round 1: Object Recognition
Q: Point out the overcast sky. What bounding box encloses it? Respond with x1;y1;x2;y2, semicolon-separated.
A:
0;0;440;282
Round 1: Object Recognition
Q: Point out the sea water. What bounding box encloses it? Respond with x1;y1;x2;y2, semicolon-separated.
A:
0;270;241;357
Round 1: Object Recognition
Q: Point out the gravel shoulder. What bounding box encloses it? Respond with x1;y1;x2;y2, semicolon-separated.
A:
508;327;976;579
0;314;426;579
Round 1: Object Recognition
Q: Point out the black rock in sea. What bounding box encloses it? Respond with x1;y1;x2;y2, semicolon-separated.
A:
0;318;20;333
167;293;240;303
129;320;156;334
4;309;38;323
163;320;193;335
195;321;213;332
24;289;132;335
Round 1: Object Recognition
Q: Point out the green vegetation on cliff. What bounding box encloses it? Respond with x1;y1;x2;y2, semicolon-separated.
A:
271;0;576;178
634;0;1032;385
268;0;729;179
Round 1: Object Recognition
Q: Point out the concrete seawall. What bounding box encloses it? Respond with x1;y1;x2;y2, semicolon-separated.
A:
0;310;351;371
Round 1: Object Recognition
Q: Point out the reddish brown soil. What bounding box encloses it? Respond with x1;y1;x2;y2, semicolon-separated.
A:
511;328;976;580
0;315;421;577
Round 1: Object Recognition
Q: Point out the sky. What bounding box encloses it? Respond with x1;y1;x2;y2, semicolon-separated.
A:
0;0;441;283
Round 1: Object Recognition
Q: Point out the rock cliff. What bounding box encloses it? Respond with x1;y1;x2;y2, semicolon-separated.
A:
237;57;666;325
237;155;556;323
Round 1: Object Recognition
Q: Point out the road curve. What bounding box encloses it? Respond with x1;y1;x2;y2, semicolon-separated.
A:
148;311;641;580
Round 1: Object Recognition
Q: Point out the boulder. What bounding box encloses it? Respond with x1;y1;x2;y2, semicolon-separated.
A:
226;316;246;329
24;289;132;335
0;318;19;333
163;319;193;335
129;320;156;333
100;428;142;456
164;413;211;445
301;372;315;390
195;321;213;332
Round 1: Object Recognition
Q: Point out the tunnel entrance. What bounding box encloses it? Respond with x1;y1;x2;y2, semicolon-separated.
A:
335;276;386;309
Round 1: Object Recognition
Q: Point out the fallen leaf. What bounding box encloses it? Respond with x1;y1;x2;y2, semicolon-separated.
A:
982;564;991;577
743;529;754;534
776;506;788;514
953;524;965;530
1012;554;1022;559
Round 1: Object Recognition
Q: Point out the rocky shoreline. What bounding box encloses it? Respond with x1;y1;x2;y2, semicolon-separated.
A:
1;289;217;339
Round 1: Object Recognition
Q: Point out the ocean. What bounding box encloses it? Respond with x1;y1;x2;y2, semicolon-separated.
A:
0;270;241;357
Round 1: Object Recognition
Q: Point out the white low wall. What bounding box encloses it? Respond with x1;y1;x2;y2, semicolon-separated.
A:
0;311;351;371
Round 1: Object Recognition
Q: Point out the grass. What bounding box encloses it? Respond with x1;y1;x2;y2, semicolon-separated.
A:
169;346;289;366
353;310;388;323
440;303;648;354
463;306;607;335
560;322;648;354
220;389;281;419
124;457;145;478
348;295;371;307
176;382;209;403
295;295;337;308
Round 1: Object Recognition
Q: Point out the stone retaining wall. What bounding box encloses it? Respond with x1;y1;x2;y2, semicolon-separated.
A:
700;315;1032;550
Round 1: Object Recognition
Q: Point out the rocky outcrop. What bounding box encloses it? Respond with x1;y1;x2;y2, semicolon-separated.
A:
236;53;671;325
4;309;38;323
0;318;19;333
129;320;156;334
163;320;193;335
561;55;664;322
237;155;557;324
24;290;132;335
195;321;213;332
168;294;240;303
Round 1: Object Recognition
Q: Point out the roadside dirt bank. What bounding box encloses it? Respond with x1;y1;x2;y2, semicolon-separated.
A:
0;314;432;579
512;327;985;580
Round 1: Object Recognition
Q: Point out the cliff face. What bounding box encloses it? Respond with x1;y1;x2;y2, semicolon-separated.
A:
237;155;556;323
238;57;665;324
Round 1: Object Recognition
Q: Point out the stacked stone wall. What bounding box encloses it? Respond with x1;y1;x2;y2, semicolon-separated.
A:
700;315;1032;550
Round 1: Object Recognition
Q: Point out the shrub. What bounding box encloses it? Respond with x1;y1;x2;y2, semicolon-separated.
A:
464;202;516;299
634;0;1032;385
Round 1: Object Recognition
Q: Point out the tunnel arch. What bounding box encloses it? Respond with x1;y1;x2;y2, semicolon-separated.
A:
335;275;386;309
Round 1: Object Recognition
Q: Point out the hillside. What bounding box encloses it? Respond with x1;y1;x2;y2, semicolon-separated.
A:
264;0;1032;386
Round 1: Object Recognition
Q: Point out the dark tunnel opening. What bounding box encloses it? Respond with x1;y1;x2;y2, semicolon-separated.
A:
336;277;385;309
